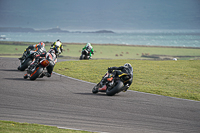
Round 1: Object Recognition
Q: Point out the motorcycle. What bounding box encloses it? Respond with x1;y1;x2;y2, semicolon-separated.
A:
18;49;38;71
24;58;51;80
92;70;131;96
80;49;90;60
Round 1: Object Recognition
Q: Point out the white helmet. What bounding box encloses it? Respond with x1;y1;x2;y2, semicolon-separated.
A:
86;43;91;47
48;49;55;54
124;63;133;72
86;43;92;50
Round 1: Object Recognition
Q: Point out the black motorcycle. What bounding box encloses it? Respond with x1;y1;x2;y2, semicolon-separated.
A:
79;49;90;60
92;70;131;96
18;50;38;71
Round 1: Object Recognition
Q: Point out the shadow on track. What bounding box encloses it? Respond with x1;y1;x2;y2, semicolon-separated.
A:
74;92;124;97
4;78;26;81
74;92;106;96
0;69;19;72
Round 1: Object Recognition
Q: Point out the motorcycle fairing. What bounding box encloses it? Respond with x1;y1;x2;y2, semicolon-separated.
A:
118;73;131;83
98;85;107;91
30;67;39;77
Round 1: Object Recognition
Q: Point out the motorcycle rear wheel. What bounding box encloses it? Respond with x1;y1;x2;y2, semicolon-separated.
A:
30;67;43;80
19;58;32;71
106;80;124;96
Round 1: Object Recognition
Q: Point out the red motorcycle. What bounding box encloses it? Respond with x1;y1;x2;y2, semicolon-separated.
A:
92;71;131;96
24;58;50;80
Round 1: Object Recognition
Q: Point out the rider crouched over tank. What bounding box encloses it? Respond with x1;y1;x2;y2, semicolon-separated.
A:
80;43;94;60
19;42;46;61
51;39;63;57
18;42;46;71
101;63;133;92
24;49;57;79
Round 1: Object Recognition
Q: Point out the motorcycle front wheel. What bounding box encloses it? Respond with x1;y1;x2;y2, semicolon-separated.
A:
30;67;43;80
106;80;124;96
92;84;99;94
80;55;85;60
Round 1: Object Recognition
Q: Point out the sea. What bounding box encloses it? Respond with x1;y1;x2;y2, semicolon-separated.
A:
1;30;200;47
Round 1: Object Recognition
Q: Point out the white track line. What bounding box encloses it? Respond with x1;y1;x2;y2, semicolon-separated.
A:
57;126;108;133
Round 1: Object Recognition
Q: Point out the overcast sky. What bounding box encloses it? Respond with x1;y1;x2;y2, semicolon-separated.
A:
0;0;200;31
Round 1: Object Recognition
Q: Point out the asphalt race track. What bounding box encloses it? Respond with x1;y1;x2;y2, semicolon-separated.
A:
0;57;200;133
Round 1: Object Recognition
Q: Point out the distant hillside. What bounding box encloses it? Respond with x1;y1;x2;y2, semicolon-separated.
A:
0;27;69;33
0;27;35;32
0;27;115;33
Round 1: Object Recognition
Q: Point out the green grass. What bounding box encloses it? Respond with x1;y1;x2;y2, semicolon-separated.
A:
54;59;200;101
64;44;200;59
1;41;200;60
0;120;93;133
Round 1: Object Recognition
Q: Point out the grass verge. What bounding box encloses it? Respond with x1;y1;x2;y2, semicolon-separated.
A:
1;41;200;60
54;59;200;101
0;120;93;133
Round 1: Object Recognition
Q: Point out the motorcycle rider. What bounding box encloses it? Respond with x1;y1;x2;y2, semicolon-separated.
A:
101;63;133;91
24;49;57;78
81;43;94;59
51;39;63;57
19;41;46;60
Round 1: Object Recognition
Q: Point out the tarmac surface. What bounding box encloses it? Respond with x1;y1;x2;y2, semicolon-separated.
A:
0;57;200;133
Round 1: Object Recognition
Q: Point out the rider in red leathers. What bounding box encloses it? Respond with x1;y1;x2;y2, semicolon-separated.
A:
24;49;57;78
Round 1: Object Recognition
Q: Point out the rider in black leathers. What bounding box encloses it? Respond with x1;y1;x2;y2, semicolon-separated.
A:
101;63;133;91
19;42;46;60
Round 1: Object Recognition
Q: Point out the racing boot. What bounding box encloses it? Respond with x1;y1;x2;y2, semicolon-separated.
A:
43;72;51;77
18;54;25;60
19;51;28;60
38;73;45;78
122;84;130;92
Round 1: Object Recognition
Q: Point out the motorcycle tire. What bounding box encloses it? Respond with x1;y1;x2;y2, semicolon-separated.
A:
92;85;99;94
79;55;83;60
19;58;32;71
106;80;124;96
30;67;43;80
82;55;86;59
17;66;20;70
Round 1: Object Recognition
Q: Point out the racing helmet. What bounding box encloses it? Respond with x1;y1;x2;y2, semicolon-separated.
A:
57;39;61;42
86;43;92;50
86;43;91;47
39;42;45;47
124;63;133;72
48;49;55;54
